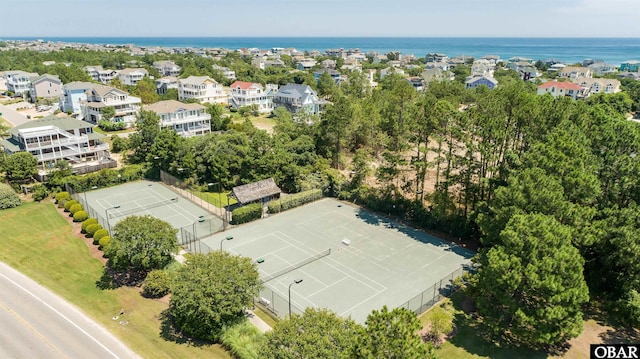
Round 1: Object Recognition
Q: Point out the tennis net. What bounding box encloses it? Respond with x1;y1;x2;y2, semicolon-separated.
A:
108;197;179;218
262;248;331;283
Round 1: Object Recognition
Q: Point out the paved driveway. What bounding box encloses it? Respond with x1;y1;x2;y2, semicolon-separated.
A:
0;103;29;127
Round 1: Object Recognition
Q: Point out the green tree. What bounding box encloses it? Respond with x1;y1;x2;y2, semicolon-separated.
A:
169;251;261;341
128;110;161;164
104;215;178;271
101;106;116;122
353;306;434;359
260;308;360;359
131;76;159;104
6;152;38;183
472;213;589;348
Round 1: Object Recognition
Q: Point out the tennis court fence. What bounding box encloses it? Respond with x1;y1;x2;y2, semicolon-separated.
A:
398;263;477;316
66;183;110;231
256;286;304;319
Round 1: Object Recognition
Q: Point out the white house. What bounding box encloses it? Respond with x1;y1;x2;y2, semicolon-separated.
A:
144;100;211;137
212;65;236;81
537;81;588;100
82;85;142;126
296;59;317;71
5;70;39;96
0;115;113;178
155;76;179;95
178;76;227;104
229;81;274;113
84;66;118;84
117;68;149;86
29;74;62;103
573;77;621;95
273;84;328;116
59;81;96;115
559;66;592;80
153;60;181;77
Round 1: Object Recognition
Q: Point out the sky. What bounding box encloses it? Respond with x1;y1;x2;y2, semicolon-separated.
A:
1;0;639;38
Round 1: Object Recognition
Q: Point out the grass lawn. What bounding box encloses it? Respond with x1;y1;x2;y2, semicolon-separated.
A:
192;191;238;208
94;126;136;135
0;202;231;359
253;305;278;328
232;114;277;133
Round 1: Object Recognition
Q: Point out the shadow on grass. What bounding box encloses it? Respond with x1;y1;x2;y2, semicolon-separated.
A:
158;309;214;347
95;265;148;290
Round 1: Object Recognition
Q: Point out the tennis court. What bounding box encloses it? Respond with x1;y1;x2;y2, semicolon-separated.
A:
82;181;223;236
200;198;474;323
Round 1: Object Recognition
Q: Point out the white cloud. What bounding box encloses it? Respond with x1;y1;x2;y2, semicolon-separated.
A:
555;0;639;16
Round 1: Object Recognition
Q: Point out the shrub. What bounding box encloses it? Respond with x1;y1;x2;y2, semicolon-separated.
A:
73;210;89;222
98;120;127;131
0;183;21;210
86;223;103;238
220;320;264;359
55;191;71;204
64;199;79;212
142;270;171;298
111;135;129;153
231;203;262;225
32;184;50;202
69;203;84;215
268;189;323;214
98;236;111;251
81;218;99;233
93;229;109;245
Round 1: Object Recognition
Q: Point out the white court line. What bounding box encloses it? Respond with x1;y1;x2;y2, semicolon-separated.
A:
339;291;384;317
276;231;387;293
304;276;346;297
145;187;200;226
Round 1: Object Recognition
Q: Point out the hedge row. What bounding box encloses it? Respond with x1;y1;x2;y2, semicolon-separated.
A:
268;189;322;214
0;183;21;210
231;203;262;225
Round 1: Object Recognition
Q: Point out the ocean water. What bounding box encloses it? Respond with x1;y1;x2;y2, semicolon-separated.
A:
3;37;640;65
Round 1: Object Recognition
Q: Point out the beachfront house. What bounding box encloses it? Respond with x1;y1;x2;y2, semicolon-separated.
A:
0;115;114;180
178;76;227;104
5;70;39;96
117;68;149;86
559;66;592;80
29;74;62;103
273;84;327;116
81;85;142;126
144;100;211;137
465;75;498;90
426;53;448;63
537;81;588;100
229;81;275;113
59;82;95;115
619;60;640;72
153;60;182;77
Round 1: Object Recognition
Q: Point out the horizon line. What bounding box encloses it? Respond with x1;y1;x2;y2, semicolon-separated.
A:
3;35;640;39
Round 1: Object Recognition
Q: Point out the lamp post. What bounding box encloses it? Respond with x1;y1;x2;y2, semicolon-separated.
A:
220;235;233;251
83;186;98;206
105;205;121;233
288;278;303;317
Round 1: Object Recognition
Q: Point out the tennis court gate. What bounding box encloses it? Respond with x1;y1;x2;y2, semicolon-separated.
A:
399;263;477;316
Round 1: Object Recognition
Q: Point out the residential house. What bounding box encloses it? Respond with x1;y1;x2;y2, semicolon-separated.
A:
212;65;236;81
519;66;539;81
84;66;118;84
422;68;455;84
379;67;405;79
537;81;587;100
321;59;337;69
155;76;179;95
559;66;592;80
365;69;378;88
508;61;534;72
573;77;621;94
228;81;274;113
178;76;227;104
82;85;142;126
480;55;501;66
471;59;494;78
273;84;328;116
426;53;448;63
326;48;347;58
508;56;534;64
314;68;341;83
619;60;640;72
425;61;449;71
153;60;182;77
618;72;640;80
548;63;567;72
0;115;113;179
405;77;425;91
296;59;317;71
5;70;39;95
341;59;362;72
29;74;62;103
144;100;211;137
59;82;95;115
588;62;617;76
465;75;498;90
117;68;149;86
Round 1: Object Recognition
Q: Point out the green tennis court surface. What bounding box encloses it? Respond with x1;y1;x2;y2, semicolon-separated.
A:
201;198;474;323
82;181;223;238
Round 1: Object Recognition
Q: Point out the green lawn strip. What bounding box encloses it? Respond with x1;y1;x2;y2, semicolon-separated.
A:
253;305;279;328
192;191;238;208
419;293;546;359
0;202;231;359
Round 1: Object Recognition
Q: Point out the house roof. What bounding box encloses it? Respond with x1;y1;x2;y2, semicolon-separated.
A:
275;84;317;99
231;178;281;204
91;84;128;97
144;100;205;114
466;76;498;85
153;60;178;67
314;68;340;76
8;115;98;136
30;74;61;85
538;81;584;90
118;68;148;75
230;81;262;90
64;81;96;91
179;76;217;85
84;65;103;71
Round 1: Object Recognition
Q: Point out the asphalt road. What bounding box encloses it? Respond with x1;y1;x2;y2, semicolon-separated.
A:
0;261;140;359
0;103;29;127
